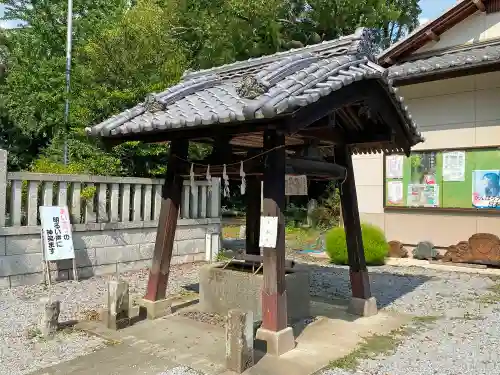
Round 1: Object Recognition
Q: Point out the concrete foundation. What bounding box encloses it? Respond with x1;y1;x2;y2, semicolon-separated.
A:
348;296;378;317
255;327;296;356
199;263;310;323
140;297;175;320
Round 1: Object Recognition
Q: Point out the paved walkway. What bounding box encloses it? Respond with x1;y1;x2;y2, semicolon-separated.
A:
31;315;229;375
30;300;408;375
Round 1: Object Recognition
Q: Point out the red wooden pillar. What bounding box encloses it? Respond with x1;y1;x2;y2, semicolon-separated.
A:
261;129;288;332
333;144;372;300
145;139;188;301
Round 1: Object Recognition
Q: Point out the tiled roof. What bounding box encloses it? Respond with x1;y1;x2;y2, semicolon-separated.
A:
378;0;482;66
86;28;422;146
388;42;500;80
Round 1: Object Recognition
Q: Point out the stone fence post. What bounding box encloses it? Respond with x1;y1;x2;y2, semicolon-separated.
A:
0;149;7;227
226;309;254;373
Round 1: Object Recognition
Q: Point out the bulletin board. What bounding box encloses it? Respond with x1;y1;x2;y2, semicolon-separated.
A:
383;147;500;211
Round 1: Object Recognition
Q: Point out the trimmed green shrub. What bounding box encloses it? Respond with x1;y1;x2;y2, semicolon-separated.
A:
325;223;389;266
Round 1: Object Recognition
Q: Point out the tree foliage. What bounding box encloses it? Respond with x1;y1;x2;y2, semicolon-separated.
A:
0;0;421;176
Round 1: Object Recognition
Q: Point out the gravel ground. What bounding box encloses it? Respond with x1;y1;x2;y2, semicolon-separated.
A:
158;367;204;375
312;263;500;375
180;311;226;327
3;257;500;375
0;262;203;375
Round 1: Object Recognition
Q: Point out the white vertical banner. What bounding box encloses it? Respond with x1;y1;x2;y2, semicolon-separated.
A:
40;206;77;284
40;206;75;261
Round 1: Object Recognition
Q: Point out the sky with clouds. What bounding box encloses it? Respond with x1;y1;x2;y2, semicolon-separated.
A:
0;0;459;30
418;0;458;25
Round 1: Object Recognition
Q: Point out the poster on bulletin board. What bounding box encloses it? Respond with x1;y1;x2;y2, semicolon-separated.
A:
384;148;500;211
472;170;500;209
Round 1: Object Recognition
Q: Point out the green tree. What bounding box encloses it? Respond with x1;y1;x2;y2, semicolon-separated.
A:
0;0;130;170
378;0;421;49
0;0;421;177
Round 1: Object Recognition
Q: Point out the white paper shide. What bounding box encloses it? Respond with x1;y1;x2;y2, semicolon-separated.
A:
40;206;75;261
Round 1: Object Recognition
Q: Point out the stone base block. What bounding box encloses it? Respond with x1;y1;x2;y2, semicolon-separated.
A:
255;327;295;356
140;297;174;320
199;263;310;323
107;314;130;330
100;307;131;330
348;297;378;317
129;305;140;319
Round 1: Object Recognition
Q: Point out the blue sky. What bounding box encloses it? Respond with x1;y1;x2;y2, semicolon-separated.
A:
418;0;458;25
0;0;459;30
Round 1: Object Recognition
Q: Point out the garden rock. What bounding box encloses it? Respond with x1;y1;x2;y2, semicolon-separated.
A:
412;241;440;260
388;241;408;258
443;241;470;263
443;233;500;265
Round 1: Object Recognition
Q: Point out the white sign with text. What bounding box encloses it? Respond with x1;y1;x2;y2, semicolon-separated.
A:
40;206;75;261
259;216;279;249
285;175;308;196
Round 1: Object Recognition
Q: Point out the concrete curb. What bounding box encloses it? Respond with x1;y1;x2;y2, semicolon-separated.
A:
385;257;500;276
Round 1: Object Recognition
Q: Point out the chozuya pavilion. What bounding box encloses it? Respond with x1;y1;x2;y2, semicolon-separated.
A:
87;27;422;355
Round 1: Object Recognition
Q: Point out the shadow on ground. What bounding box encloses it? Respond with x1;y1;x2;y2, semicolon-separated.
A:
301;263;432;309
180;262;432;311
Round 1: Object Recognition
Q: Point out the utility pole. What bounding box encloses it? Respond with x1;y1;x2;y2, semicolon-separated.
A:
63;0;73;165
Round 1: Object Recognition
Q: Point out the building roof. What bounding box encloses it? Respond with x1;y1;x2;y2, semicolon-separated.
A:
86;28;423;152
388;40;500;81
379;0;488;66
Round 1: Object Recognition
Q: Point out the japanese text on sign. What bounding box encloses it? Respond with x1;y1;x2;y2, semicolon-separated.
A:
259;216;279;249
285;175;308;196
40;206;75;261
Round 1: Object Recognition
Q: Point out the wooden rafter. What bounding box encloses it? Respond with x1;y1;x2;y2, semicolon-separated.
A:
425;30;440;42
473;0;486;12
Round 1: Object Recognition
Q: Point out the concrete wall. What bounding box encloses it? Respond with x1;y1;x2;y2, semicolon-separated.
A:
354;72;500;247
0;219;221;288
0;149;222;288
417;10;500;54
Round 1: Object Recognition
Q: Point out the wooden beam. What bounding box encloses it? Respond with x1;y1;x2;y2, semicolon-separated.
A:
208;135;233;163
286;157;346;178
261;129;288;332
101;117;287;146
425;30;440;42
366;80;411;154
473;0;486;12
222;250;295;269
333;144;372;300
284;80;369;135
245;152;262;255
144;139;188;301
297;126;345;143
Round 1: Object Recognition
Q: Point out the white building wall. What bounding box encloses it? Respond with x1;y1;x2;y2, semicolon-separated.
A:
417;10;500;54
354;71;500;246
